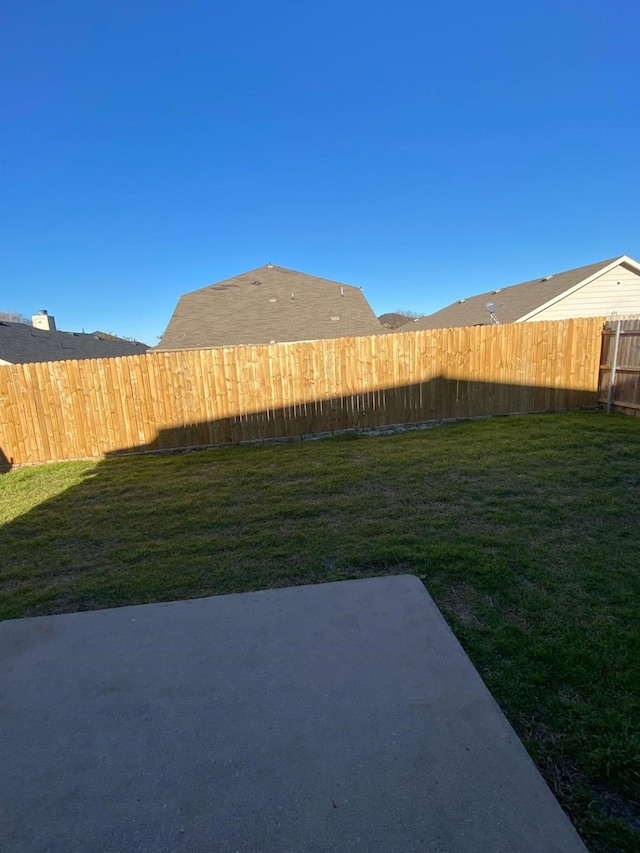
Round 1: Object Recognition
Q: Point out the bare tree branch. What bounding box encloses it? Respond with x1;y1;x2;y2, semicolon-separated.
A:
0;310;30;323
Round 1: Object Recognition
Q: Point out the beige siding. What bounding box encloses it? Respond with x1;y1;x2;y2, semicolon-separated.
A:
527;263;640;321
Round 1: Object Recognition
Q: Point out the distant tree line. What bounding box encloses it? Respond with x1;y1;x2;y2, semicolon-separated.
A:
0;310;30;323
394;309;425;319
99;330;140;343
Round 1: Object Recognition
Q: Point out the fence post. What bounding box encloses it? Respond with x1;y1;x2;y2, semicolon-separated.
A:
606;321;622;414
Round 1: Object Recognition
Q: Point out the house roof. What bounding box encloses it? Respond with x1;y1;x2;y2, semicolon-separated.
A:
0;322;149;365
155;264;383;351
378;312;415;329
401;256;632;331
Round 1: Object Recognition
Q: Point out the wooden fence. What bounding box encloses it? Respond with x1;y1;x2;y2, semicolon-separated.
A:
598;319;640;416
0;317;604;467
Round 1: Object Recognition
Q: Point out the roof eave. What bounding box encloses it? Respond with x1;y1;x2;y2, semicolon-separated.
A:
516;256;633;322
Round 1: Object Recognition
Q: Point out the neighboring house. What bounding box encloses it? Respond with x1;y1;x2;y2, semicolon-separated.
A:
0;311;149;365
154;264;383;351
401;255;640;331
378;312;416;330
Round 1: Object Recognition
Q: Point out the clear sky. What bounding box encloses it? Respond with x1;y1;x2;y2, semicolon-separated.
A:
2;0;639;344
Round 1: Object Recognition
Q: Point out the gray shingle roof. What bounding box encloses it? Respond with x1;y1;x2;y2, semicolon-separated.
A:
0;323;149;365
155;264;383;350
401;257;625;332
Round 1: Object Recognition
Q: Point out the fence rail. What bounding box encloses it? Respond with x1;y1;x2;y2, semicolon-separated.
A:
0;317;605;467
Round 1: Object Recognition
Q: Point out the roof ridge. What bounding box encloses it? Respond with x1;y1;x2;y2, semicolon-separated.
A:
189;266;364;296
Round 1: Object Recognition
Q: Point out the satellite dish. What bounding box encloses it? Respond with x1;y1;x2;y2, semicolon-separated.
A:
484;300;500;324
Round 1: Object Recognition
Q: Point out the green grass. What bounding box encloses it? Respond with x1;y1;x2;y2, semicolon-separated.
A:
1;411;639;851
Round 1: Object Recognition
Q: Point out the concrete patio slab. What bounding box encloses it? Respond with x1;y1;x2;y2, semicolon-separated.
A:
0;575;586;852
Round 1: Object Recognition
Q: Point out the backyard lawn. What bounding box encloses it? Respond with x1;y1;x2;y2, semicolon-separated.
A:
1;411;639;852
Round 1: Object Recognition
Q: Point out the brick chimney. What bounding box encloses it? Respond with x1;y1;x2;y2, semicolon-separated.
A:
32;310;57;331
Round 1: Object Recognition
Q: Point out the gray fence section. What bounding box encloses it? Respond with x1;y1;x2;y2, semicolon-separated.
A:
599;319;640;416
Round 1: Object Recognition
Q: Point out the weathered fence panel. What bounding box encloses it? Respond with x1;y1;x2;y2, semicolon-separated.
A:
598;319;640;416
0;317;605;467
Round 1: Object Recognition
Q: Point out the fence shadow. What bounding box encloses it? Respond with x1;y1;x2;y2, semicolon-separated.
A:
0;374;597;471
98;375;596;460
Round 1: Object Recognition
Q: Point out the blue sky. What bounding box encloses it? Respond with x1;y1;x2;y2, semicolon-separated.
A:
2;0;639;344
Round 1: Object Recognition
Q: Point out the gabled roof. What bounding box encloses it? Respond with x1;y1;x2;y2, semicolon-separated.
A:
402;256;635;331
155;264;383;351
0;322;149;365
